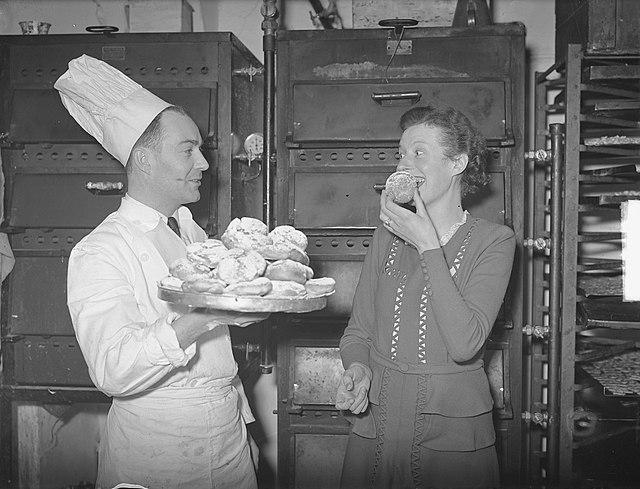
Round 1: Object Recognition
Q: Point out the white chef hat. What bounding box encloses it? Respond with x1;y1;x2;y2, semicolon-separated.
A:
54;54;172;165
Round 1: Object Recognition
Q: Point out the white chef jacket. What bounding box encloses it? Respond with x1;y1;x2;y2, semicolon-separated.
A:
67;195;256;489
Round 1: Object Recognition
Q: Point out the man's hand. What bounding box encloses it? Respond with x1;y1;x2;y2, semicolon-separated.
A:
204;309;270;328
335;362;372;414
172;309;270;349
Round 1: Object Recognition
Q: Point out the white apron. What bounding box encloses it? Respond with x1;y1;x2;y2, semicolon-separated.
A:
97;378;256;489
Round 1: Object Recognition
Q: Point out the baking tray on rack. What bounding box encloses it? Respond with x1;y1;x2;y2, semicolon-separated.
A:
158;285;332;313
576;336;635;363
580;350;640;398
578;300;640;329
578;274;623;297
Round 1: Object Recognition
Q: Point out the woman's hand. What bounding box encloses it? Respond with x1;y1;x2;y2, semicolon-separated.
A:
335;362;372;414
379;189;440;253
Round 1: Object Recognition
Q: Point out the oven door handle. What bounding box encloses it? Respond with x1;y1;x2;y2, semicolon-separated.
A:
371;91;422;106
85;181;126;195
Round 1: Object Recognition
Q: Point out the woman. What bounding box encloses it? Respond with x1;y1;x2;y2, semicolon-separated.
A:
336;105;515;489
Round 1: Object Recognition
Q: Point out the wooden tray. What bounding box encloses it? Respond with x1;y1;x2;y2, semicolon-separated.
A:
158;285;330;313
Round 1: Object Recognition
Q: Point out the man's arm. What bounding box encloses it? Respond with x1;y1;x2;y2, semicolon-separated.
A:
68;244;265;397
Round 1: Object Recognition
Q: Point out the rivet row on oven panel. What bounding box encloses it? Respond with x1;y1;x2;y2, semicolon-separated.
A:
18;65;211;81
309;236;371;254
294;150;504;164
20;149;118;163
13;230;89;249
296;150;401;163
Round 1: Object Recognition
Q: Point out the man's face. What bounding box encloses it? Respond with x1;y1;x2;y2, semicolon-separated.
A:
149;111;208;206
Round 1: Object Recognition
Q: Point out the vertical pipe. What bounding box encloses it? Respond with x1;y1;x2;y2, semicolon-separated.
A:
261;0;278;231
260;0;278;374
522;72;545;482
558;45;582;484
546;122;565;482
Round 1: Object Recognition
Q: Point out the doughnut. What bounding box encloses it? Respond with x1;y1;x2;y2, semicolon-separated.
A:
385;171;419;204
224;277;273;296
185;242;210;267
304;277;336;296
188;242;244;269
159;275;183;290
216;250;267;284
269;225;308;251
287;246;310;266
201;238;225;249
243;249;268;276
181;277;226;294
169;257;211;281
258;243;310;266
264;259;313;285
258;244;290;261
266;280;307;297
221;217;272;250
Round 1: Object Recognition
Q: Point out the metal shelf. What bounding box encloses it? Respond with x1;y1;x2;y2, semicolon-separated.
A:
581;350;640;397
578;274;622;297
575;337;635;363
577;258;622;273
578;301;640;330
577;232;622;242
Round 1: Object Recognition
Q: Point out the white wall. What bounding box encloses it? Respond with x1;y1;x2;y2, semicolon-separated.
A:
0;1;556;487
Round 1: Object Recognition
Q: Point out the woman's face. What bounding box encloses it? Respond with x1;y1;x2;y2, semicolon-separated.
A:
397;123;458;206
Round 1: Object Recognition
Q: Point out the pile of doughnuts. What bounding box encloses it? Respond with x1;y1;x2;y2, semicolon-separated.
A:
161;217;336;298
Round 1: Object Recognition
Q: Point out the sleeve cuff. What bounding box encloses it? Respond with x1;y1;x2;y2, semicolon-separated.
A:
419;248;451;280
340;342;371;370
145;312;196;368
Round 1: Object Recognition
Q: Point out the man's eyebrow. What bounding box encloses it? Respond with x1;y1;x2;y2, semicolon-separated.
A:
178;139;201;146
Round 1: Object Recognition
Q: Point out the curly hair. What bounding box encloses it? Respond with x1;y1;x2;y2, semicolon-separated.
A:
399;105;491;197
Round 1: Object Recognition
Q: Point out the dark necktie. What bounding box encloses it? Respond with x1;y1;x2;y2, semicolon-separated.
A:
167;216;181;237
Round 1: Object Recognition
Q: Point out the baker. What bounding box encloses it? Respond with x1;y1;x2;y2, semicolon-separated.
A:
57;55;268;489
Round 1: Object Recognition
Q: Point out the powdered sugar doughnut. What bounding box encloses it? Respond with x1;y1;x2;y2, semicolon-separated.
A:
224;277;273;296
258;243;310;266
264;259;313;285
266;280;307;297
221;217;272;250
181;277;226;294
385;171;418;204
304;277;336;296
169;257;211;281
269;225;308;251
216;250;267;284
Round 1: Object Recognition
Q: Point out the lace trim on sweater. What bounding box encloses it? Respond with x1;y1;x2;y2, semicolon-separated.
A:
370;368;391;486
411;374;429;488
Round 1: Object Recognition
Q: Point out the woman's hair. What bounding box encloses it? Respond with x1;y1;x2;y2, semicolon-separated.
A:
399;105;491;197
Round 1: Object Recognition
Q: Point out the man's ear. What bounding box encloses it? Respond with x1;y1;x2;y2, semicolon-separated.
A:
450;153;469;176
130;147;152;175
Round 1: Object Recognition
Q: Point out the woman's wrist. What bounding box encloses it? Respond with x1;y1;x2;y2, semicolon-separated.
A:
416;240;440;254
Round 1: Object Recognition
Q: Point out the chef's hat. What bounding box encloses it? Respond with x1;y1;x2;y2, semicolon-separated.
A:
54;54;171;165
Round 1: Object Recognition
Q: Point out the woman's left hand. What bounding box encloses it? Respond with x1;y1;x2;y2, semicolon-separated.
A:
380;189;440;253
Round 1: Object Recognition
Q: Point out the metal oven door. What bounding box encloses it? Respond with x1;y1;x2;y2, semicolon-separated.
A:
290;80;510;146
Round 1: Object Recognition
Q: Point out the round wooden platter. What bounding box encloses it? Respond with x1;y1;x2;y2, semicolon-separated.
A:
158;284;331;313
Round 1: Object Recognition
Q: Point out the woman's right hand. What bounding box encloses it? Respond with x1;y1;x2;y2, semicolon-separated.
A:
335;362;372;414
